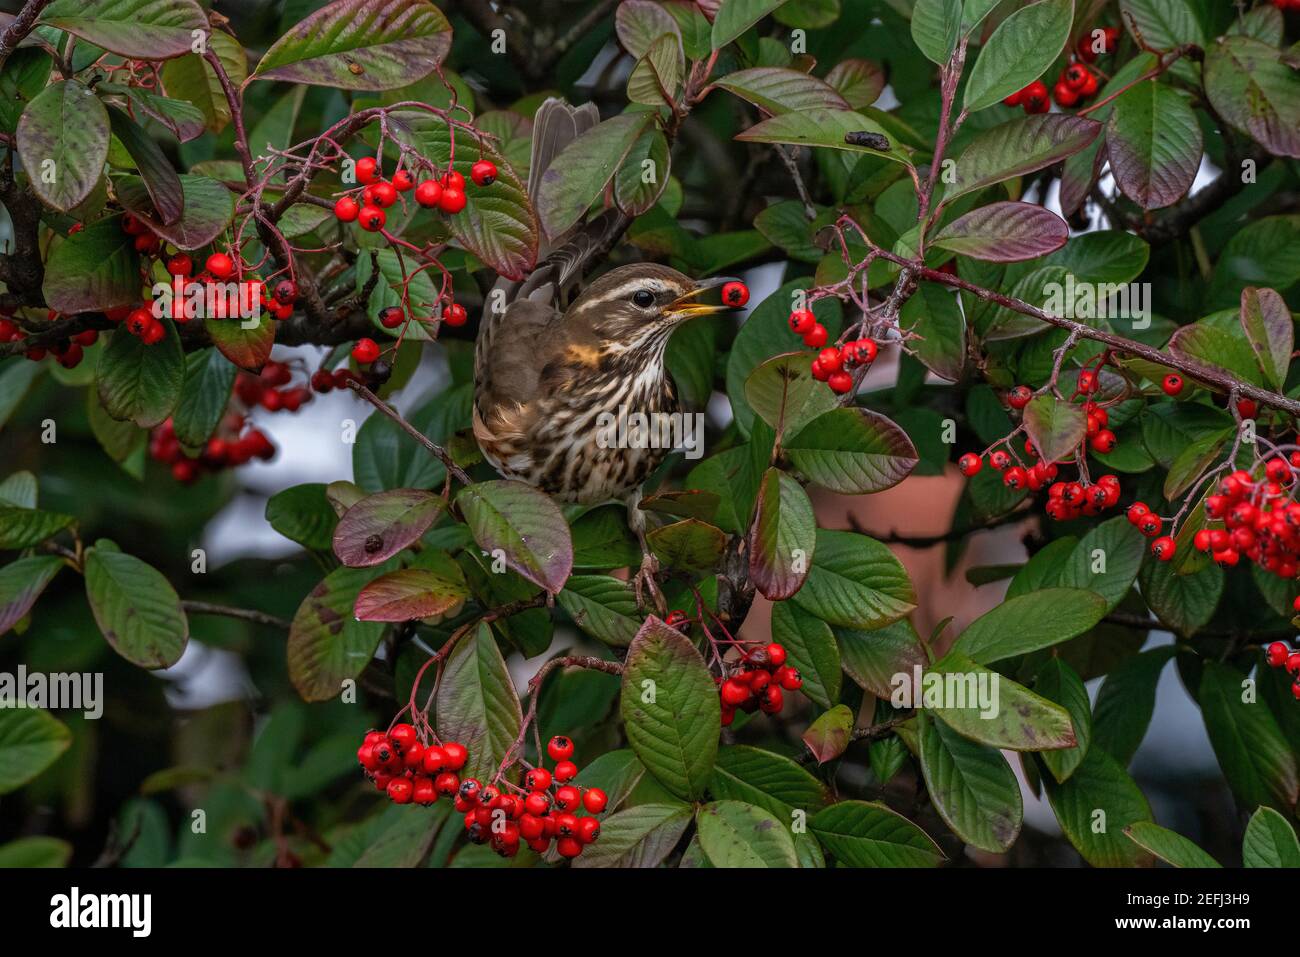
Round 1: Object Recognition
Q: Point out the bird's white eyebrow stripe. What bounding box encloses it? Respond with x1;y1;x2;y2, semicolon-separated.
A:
582;278;675;308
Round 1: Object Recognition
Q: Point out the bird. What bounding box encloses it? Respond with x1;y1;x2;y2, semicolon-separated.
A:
472;99;739;611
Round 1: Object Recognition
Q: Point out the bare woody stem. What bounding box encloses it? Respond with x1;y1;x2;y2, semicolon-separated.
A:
0;0;55;72
346;379;473;485
181;600;291;630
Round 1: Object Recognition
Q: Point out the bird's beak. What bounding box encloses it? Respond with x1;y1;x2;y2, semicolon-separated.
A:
665;276;743;321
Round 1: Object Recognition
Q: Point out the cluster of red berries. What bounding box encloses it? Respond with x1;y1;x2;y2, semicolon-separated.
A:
787;308;877;395
332;157;497;233
0;305;99;367
717;642;802;726
1119;502;1176;561
1271;0;1300;10
1185;460;1300;578
1265;641;1300;700
351;300;470;367
357;724;470;806
148;415;274;483
233;359;313;413
1003;27;1117;113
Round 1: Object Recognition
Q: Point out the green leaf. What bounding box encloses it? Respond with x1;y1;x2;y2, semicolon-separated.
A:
1022;394;1086;465
159;32;247;135
1107;81;1202;210
784;407;919;495
1242;806;1300;868
950;588;1107;663
354;564;468;622
0;836;72;868
252;0;451;90
1047;230;1151;285
0;707;71;795
0;555;63;634
0;48;51;134
933;202;1069;263
916;711;1022;853
117;174;235;251
1124;822;1220;868
1240;286;1293;391
647;518;727;574
40;0;207;59
735;108;912;168
714;67;849;114
899;282;966;380
1138;557;1223;636
571;802;693;868
963;0;1074;111
1161;429;1231;501
712;0;790;48
17;78;109;213
1119;0;1203;48
84;543;188;668
1091;647;1174;765
287;563;393;702
557;575;642;647
572;749;646;814
744;351;839;439
1058;516;1146;612
824;58;885;110
836;617;927;698
1043;747;1154;867
616;0;682;57
42;215;141;314
628;32;684;107
910;0;961;65
928;651;1076;751
107;104;184;225
1035;657;1092;783
353;383;472;493
332;488;445;567
697;801;799;867
97;324;184;428
435;622;523;783
171;348;236;448
802;703;854;763
769;601;841;710
203;308;275;374
0;507;74;549
710;745;831;815
614;128;671;216
265;484;339;551
748;468;816;601
945;114;1101;204
810;800;943;867
789;529;916;629
1202;36;1300;159
1198;661;1298;813
620;616;720;800
457;480;573;595
535;113;652;240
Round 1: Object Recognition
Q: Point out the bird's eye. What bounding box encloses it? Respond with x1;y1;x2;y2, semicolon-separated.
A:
632;290;655;308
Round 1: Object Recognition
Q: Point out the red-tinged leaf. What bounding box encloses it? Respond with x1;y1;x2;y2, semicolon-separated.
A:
252;0;453;91
713;67;850;114
38;0;207;60
1240;286;1294;391
354;566;468;622
647;518;727;574
802;704;854;764
1203;35;1300;159
0;556;64;635
748;468;816;600
616;0;682;57
946;114;1102;204
16;79;109;213
436;622;523;783
1021;394;1086;464
784;407;919;494
42;216;141;314
288;563;394;702
204;310;275;373
117;174;234;251
456;480;573;595
933;202;1068;262
823;58;885;110
107;105;184;225
1106;81;1202;211
332;488;445;567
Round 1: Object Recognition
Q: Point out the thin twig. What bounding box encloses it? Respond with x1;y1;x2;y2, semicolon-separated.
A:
346;380;473;485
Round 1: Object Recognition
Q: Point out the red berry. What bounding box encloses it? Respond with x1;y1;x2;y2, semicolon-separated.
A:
802;323;828;348
759;684;784;714
358;205;386;231
958;453;982;477
1003;89;1024;108
788;309;815;335
989;450;1011;470
1063;63;1090;92
370;181;398;208
167;254;193;277
1288;653;1300;675
576;816;601;844
556;836;583;859
378;305;404;328
438;187;466;214
1150;536;1176;561
273;279;297;304
524;767;552;791
470;159;498;187
775;665;802;691
827;371;854;395
1090;429;1117;453
386;777;413;804
555;786;580;812
1138;514;1162;537
355;157;379;184
843;338;877;366
441;170;466;191
334;196;360;222
421;745;446;773
206;252;235;279
352;337;380;364
721;678;750;706
1077;369;1098;393
388;723;417;752
1022;80;1049;114
1237;398;1258;420
1162;373;1183;396
1052;80;1079;108
391;169;415;192
443;302;468;327
554;759;577;783
765;643;787;668
1003;466;1028;490
720;281;749;307
547;735;575;761
1193;529;1212;552
582;788;608;814
810;358;829;382
1007;385;1032;409
1267;642;1291;667
140;318;165;345
817;347;843;374
414;180;443;208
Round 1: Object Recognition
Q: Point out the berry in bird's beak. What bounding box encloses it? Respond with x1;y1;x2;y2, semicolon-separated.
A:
665;276;746;320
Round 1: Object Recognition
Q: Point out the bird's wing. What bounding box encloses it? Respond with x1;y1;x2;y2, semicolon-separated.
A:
528;98;600;218
473;296;563;437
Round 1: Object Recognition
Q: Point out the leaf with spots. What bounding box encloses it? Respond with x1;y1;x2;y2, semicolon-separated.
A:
333;488;445;567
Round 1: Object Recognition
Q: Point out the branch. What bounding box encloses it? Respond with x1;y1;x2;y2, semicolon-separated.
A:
346;380;473;485
0;0;54;72
181;600;291;630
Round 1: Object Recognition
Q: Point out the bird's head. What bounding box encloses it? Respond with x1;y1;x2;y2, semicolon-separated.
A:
564;263;742;352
